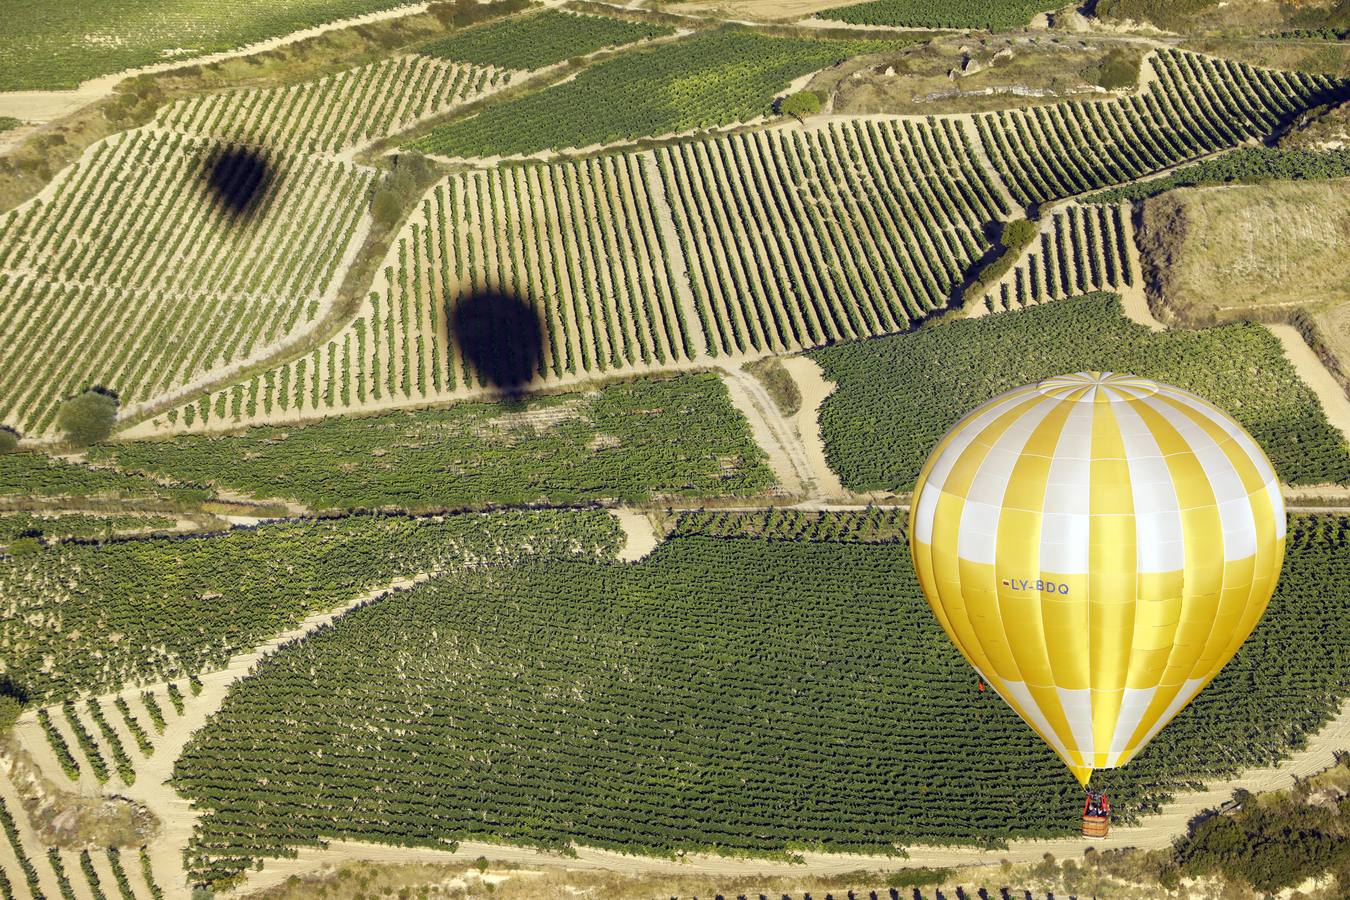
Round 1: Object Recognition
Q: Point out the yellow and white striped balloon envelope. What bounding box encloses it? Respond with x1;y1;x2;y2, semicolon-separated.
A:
909;372;1285;785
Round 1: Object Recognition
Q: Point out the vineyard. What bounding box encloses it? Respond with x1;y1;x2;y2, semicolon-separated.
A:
150;151;694;430
0;451;203;502
978;203;1134;312
94;375;775;509
155;55;514;154
819;0;1061;29
0;511;175;544
1085;145;1350;203
0;509;621;703
174;514;1350;885
813;293;1350;490
659;117;1006;354
419;9;673;70
410;30;903;158
973;49;1347;206
0;0;412;90
0;126;375;437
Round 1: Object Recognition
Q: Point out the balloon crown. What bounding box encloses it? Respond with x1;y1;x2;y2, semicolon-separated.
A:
1036;371;1161;402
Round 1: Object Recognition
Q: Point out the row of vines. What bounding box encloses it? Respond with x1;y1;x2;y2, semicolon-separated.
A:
981;203;1133;313
974;49;1347;207
154;152;692;430
659;117;1006;355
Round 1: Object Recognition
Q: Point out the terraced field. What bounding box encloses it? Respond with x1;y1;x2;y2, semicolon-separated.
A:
0;129;375;437
974;50;1347;206
978;202;1134;312
659;117;1007;354
155;55;515;154
146;152;695;431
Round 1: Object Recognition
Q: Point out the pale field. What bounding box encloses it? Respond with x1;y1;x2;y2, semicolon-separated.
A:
661;0;859;22
1155;177;1350;320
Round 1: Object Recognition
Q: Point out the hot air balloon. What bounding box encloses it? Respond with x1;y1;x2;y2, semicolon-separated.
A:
909;372;1286;834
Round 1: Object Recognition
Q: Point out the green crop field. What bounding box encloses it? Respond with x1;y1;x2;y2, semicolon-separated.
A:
812;293;1350;491
410;30;905;158
0;129;376;438
420;9;673;70
0;0;413;90
0;451;204;503
819;0;1060;29
0;510;619;703
973;50;1346;207
173;511;1350;886
1086;146;1350;204
0;511;175;544
93;375;775;509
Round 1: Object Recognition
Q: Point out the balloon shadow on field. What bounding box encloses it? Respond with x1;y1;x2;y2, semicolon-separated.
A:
202;145;274;219
450;289;544;398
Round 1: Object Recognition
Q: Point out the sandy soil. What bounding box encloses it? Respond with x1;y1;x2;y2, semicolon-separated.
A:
778;356;848;500
1268;323;1350;445
0;4;431;122
610;509;660;562
719;366;809;497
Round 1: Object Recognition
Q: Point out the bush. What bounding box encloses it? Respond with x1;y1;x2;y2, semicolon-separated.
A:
56;390;117;447
371;188;402;226
0;695;21;733
963;217;1039;302
0;429;17;454
779;89;823;121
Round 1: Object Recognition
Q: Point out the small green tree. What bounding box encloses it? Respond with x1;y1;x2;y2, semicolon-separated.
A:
0;695;20;734
371;188;403;227
0;428;17;454
56;389;117;447
779;90;823;122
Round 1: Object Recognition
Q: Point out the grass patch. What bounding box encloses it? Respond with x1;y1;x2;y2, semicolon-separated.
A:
1137;178;1350;322
743;358;802;417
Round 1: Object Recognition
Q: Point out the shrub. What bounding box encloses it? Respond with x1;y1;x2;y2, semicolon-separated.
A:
0;695;21;734
0;429;16;454
56;389;117;447
779;89;823;121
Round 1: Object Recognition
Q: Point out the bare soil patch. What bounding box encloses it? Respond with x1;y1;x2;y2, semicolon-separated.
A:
822;33;1145;116
663;0;859;21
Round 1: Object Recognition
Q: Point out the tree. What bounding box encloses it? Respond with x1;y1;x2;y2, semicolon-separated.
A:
778;90;822;123
371;188;403;227
0;695;20;734
57;389;117;447
0;428;17;454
